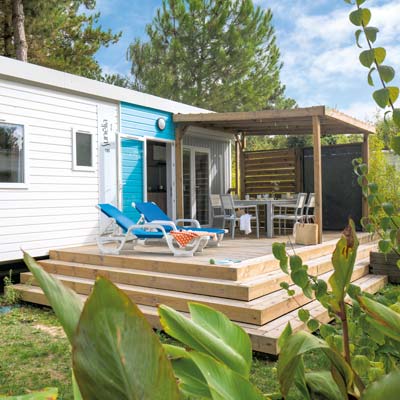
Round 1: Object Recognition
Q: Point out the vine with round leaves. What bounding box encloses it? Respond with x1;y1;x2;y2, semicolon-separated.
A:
346;0;400;259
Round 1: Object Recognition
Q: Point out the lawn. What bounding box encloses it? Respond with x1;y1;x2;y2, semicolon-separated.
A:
0;303;328;399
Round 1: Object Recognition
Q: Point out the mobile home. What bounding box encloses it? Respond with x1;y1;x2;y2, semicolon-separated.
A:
0;56;231;263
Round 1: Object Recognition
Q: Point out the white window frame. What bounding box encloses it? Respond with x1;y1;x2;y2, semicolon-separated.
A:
72;128;95;172
0;119;29;189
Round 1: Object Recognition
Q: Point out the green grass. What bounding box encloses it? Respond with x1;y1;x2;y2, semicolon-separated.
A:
0;304;326;399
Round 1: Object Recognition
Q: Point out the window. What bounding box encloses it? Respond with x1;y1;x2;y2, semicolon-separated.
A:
0;122;27;188
72;129;95;171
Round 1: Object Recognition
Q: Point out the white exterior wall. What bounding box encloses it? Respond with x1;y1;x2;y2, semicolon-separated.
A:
0;78;118;262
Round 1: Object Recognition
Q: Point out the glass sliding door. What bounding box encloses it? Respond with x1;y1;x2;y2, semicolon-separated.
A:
182;148;210;225
194;152;209;225
183;149;192;220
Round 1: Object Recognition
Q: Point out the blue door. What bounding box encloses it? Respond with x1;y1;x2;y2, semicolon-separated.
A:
120;136;145;223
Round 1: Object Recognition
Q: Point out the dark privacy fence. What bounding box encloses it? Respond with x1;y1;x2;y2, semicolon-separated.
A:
244;143;362;231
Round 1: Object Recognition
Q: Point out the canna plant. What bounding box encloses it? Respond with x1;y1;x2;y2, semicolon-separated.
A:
273;221;400;398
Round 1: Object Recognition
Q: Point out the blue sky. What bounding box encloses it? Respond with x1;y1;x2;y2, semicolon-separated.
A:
93;0;400;121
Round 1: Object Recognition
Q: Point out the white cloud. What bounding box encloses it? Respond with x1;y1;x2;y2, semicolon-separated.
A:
341;101;382;122
256;0;400;120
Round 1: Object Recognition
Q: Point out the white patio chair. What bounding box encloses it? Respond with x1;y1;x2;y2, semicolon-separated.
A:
305;193;315;223
220;194;259;239
210;194;224;227
272;192;308;235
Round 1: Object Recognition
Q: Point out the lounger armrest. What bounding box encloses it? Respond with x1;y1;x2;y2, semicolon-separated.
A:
126;223;169;237
151;220;178;230
175;218;201;228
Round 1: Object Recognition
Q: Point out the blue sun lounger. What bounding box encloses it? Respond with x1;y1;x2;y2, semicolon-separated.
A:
97;203;209;257
132;201;227;246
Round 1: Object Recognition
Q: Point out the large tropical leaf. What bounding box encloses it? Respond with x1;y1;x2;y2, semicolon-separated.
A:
362;370;400;399
358;295;400;342
277;331;354;398
159;303;252;377
164;344;212;399
72;277;180;400
23;252;83;343
328;221;359;311
0;388;58;399
189;351;264;400
164;343;264;400
305;371;345;400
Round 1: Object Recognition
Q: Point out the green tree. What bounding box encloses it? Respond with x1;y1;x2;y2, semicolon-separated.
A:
0;0;121;79
127;0;295;112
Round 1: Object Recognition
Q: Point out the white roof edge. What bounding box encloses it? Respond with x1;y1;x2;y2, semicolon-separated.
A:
0;56;212;115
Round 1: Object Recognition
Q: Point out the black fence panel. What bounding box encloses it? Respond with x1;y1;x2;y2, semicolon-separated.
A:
303;143;362;231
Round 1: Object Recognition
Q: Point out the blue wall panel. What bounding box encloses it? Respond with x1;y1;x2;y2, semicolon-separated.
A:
120;102;175;141
121;137;143;222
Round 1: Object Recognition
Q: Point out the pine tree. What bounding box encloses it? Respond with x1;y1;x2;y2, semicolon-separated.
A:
0;0;121;79
127;0;295;112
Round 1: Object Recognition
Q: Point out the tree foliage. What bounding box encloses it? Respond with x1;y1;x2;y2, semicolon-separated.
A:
127;0;295;112
0;0;121;79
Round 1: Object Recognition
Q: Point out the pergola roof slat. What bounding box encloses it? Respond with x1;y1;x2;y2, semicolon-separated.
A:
173;105;375;136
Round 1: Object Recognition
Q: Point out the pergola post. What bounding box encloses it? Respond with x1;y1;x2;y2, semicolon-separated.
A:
235;135;240;194
362;133;370;220
312;116;323;244
239;134;246;199
175;125;186;219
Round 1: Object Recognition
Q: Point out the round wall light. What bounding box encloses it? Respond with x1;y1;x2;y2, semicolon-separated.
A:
157;117;166;131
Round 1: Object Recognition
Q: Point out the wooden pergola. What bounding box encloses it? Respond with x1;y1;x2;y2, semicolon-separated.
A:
173;106;375;243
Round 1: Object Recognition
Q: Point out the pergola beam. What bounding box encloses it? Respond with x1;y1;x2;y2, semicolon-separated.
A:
173;106;326;123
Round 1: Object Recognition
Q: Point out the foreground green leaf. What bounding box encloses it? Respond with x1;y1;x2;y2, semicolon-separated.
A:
390;135;400;156
329;221;359;310
277;331;354;397
305;371;344;400
358;295;400;342
373;88;390;108
159;303;252;377
362;370;400;399
163;344;212;399
393;109;400;128
0;388;58;399
23;252;83;343
72;277;179;400
189;351;264;400
349;8;371;26
364;26;379;43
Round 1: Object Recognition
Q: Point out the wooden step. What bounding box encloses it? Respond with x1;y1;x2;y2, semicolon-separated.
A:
49;234;376;282
38;242;376;301
13;273;387;355
20;259;370;326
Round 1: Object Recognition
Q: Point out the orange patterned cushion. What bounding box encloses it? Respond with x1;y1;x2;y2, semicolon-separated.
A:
170;231;200;247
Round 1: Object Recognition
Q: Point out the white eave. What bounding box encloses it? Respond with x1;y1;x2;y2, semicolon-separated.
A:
0;56;212;115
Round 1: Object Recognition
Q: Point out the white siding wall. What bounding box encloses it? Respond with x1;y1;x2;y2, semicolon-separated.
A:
0;78;118;262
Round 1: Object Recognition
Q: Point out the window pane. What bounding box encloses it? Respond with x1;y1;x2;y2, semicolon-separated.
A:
0;123;24;183
76;132;92;167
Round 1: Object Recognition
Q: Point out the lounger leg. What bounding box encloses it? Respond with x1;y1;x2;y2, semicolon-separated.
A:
165;236;194;257
231;219;235;239
96;236;126;255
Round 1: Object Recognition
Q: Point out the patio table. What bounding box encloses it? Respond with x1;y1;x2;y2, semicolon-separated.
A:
234;199;296;238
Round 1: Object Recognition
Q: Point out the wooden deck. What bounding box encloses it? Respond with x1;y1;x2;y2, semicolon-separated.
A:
14;232;387;354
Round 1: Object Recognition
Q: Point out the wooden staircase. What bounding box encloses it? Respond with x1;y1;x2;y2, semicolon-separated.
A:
14;235;387;354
